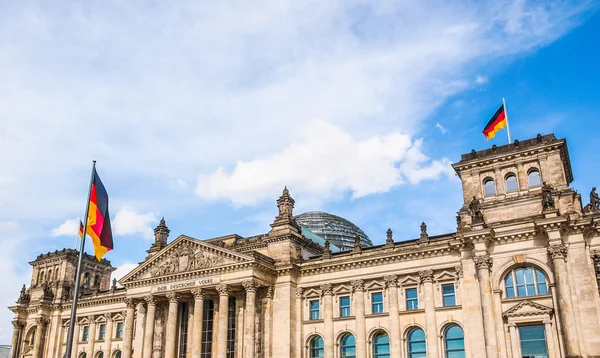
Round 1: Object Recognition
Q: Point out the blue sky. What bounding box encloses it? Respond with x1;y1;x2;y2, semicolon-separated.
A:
0;1;599;343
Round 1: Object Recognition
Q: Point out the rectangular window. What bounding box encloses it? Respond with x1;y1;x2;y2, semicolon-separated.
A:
339;296;351;317
309;300;320;320
442;284;456;307
519;325;548;357
406;288;418;310
178;302;189;358
116;322;124;339
82;326;89;342
201;299;214;358
371;292;384;314
227;297;236;358
98;324;106;340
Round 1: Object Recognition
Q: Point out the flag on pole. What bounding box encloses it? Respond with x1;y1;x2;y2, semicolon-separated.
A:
84;168;113;261
78;220;84;238
482;104;507;140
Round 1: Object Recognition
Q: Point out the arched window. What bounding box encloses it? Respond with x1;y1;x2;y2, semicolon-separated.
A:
505;173;518;192
340;333;356;358
47;269;52;282
37;271;42;285
483;178;496;196
444;325;465;358
95;352;104;358
528;169;541;187
29;328;36;346
94;274;101;287
372;331;390;358
83;272;90;285
112;350;121;358
407;328;426;358
39;271;45;283
309;336;324;358
55;267;59;280
78;353;87;358
504;266;548;298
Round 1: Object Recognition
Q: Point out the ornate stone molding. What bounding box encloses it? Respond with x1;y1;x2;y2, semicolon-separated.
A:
385;228;394;247
265;286;274;299
191;288;205;300
35;317;49;326
503;300;553;318
165;292;179;303
295;287;304;299
125;298;135;309
473;255;493;270
590;250;600;265
104;313;113;322
418;270;434;283
320;283;333;296
454;264;464;278
351;279;364;292
243;279;259;293
12;320;25;329
547;244;567;260
144;295;156;306
216;284;229;296
383;275;398;288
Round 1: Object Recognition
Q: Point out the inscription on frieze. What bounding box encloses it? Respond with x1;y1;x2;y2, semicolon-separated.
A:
152;277;220;293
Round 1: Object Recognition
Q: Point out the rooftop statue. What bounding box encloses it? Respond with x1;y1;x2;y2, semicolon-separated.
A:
584;187;600;213
542;182;556;211
469;196;484;224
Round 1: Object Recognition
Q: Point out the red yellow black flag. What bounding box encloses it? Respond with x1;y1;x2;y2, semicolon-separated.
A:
84;168;113;260
482;104;508;140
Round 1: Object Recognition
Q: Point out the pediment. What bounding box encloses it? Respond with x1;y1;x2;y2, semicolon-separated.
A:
503;300;553;318
434;270;458;282
120;235;254;284
365;280;384;291
333;284;352;295
398;276;420;286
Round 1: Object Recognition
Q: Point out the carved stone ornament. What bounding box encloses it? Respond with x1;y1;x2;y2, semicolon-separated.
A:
322;240;331;259
503;300;553;318
351;279;364;292
419;222;428;242
320;283;333;296
419;270;434;283
385;228;393;246
265;286;275;299
473;255;493;270
150;241;227;277
16;284;31;305
35;317;49;326
191;288;205;299
276;186;295;219
145;295;156;305
125;298;135;309
216;284;229;296
12;320;25;329
469;196;484;224
541;182;556;211
352;234;362;254
383;275;398;288
454;264;464;278
243;279;259;293
165;292;179;303
295;287;304;299
547;244;568;260
104;313;113;322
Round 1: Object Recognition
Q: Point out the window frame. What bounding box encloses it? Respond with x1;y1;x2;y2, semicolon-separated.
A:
407;327;426;358
505;173;518;192
441;283;456;307
527;168;542;188
371;292;384;314
115;322;124;339
339;296;351;317
309;335;324;358
483;177;496;196
405;288;419;311
340;333;356;358
503;266;549;299
82;325;89;342
309;300;320;320
518;324;548;357
98;323;106;340
372;331;390;358
443;325;465;358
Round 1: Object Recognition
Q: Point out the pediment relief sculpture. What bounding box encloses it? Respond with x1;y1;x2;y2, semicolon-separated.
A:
150;242;233;278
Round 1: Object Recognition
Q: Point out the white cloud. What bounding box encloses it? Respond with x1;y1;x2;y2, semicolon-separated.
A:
435;122;447;134
112;207;158;240
196;122;452;205
111;263;139;287
169;178;188;190
475;75;488;84
51;218;80;237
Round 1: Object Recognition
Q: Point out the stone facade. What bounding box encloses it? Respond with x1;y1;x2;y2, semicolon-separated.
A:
8;133;600;358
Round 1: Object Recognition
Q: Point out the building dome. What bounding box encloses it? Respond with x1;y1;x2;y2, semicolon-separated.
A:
294;211;372;251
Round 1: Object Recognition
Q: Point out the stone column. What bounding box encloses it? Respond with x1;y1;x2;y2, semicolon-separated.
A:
216;284;230;358
508;323;520;358
321;284;334;358
71;320;81;358
243;280;259;358
548;244;582;357
263;287;274;358
123;299;136;358
88;315;97;355
544;318;557;358
191;289;205;358
10;320;24;358
164;292;180;358
133;303;146;358
419;270;439;358
295;288;303;358
384;275;401;358
143;296;157;358
351;280;367;358
105;314;114;356
474;255;499;358
32;317;47;358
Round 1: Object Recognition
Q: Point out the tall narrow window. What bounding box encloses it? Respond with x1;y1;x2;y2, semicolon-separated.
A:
407;328;426;358
372;292;384;314
444;325;465;358
178;302;189;358
442;284;456;307
227;297;236;358
309;300;320;320
484;178;496;196
309;336;324;358
372;332;390;358
406;288;418;310
519;325;548;358
115;322;124;339
94;275;101;287
528;169;541;187
201;299;214;358
339;296;351;317
505;174;518;192
47;270;52;282
340;333;356;358
82;326;89;342
98;324;106;340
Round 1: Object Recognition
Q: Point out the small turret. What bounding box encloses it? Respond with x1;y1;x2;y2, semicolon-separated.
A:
146;217;170;259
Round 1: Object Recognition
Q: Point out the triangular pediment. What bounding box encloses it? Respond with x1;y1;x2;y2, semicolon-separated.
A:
434;270;458;282
503;300;553;318
120;235;254;284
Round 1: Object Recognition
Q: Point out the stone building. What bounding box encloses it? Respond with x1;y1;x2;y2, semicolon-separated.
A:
8;133;600;358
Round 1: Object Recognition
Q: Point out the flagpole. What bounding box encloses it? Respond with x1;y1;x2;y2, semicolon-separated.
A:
65;160;96;358
503;97;512;144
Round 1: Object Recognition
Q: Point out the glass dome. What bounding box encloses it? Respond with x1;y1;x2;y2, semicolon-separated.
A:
294;211;372;251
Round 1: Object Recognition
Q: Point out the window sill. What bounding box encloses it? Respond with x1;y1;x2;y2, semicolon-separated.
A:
333;316;355;321
501;294;552;303
303;319;324;324
435;305;462;311
399;309;424;315
365;313;388;318
113;338;123;341
95;339;105;343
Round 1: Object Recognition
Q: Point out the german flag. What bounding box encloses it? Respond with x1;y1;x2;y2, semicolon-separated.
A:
84;168;113;261
78;220;84;238
482;104;507;140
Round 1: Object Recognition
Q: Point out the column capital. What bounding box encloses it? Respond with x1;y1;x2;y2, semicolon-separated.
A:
418;270;434;283
591;249;600;264
351;279;364;292
144;295;156;305
104;313;113;322
35;317;49;326
295;287;304;299
216;284;230;296
125;298;135;309
243;279;259;293
320;283;333;296
508;322;516;328
473;254;493;270
191;288;205;299
165;292;179;303
87;314;97;323
12;320;25;329
548;243;567;260
383;275;398;287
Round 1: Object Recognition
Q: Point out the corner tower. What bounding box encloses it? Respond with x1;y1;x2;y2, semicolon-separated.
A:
452;134;581;228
